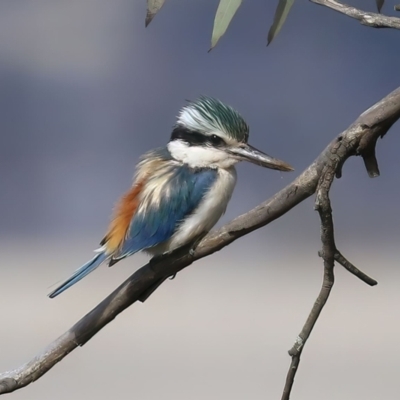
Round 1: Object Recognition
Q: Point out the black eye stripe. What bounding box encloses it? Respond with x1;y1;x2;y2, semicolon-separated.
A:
170;126;226;147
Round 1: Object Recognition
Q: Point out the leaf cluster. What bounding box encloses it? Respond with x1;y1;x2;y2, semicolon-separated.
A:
145;0;387;50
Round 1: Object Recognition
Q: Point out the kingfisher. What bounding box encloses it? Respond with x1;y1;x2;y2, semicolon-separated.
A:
48;97;293;298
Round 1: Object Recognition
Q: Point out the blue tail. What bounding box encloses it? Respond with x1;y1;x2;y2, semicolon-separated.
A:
48;252;107;298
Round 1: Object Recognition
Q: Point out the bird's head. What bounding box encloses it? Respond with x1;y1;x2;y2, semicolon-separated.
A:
168;96;293;171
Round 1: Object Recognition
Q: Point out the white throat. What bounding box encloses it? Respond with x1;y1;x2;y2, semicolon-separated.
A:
167;140;238;169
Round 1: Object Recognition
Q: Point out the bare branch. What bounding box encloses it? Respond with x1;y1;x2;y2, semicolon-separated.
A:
334;251;377;286
282;258;335;400
282;135;338;400
311;0;400;29
281;127;377;397
1;87;400;395
279;86;400;397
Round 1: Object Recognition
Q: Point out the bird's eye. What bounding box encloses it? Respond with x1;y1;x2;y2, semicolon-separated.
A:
210;134;224;146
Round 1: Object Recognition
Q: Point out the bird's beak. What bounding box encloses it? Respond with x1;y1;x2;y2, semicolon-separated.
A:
228;143;294;171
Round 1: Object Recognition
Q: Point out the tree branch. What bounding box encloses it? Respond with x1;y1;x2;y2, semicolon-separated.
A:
279;85;400;398
1;86;400;395
334;251;377;285
311;0;400;29
281;127;373;399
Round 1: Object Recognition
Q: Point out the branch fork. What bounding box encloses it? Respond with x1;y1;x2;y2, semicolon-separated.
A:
282;120;384;399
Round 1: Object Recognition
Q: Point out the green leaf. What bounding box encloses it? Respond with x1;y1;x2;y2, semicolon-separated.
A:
210;0;242;51
376;0;384;13
145;0;166;27
267;0;295;46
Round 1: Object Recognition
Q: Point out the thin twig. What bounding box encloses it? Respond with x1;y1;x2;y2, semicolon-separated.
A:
1;87;400;395
334;251;377;286
282;265;335;400
282;161;337;400
311;0;400;29
279;89;390;397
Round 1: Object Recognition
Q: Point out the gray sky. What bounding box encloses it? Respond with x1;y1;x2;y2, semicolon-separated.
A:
0;1;399;399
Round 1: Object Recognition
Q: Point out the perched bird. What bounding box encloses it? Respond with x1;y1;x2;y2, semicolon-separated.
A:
48;97;293;298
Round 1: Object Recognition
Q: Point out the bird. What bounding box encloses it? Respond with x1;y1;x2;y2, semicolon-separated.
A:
48;96;293;299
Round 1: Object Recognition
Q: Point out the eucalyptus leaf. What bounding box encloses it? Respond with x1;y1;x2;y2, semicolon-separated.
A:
267;0;295;45
376;0;384;12
145;0;166;27
210;0;242;51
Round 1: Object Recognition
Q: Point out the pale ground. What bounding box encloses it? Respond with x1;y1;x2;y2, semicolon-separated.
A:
0;236;398;400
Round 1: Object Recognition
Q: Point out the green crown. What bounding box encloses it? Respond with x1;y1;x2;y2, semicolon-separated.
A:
185;96;249;143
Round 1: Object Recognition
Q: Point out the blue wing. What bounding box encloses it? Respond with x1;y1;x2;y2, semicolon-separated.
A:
113;165;218;261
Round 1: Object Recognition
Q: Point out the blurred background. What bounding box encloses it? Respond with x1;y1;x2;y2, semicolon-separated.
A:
0;1;399;399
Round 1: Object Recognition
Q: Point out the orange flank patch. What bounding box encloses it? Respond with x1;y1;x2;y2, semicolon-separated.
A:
104;180;145;254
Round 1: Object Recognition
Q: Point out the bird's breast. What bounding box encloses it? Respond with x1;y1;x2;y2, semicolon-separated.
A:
165;166;237;252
